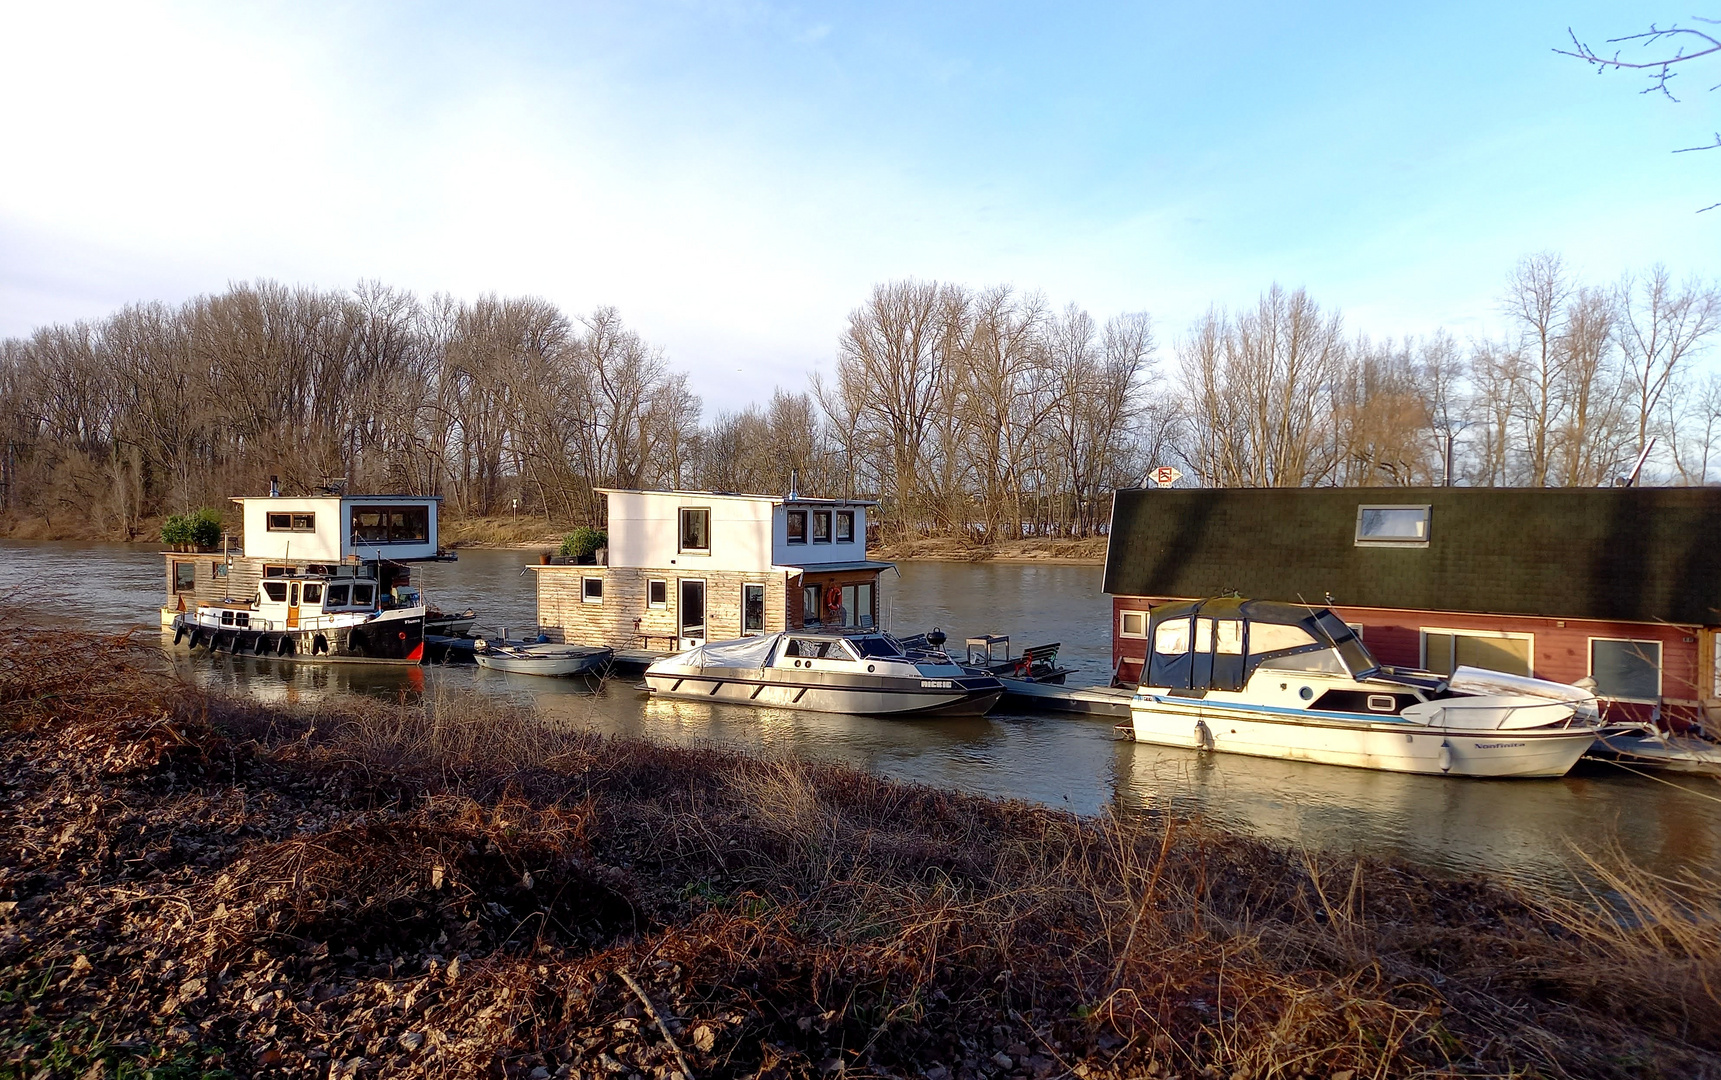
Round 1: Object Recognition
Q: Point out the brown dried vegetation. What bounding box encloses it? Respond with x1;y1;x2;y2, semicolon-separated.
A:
2;630;1719;1079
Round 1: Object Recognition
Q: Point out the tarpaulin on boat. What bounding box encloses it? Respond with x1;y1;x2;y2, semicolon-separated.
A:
673;633;780;669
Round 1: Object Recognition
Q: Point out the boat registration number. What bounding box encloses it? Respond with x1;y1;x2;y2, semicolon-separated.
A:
921;679;953;689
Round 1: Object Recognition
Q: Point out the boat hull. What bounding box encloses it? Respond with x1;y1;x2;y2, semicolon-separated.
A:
475;649;611;677
645;668;1003;717
171;611;426;665
1129;697;1595;778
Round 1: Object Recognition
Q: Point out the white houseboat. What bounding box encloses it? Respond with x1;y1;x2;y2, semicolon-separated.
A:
532;488;892;653
164;491;460;664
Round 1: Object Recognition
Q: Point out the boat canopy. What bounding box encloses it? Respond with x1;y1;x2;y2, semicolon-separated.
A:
1144;598;1380;692
670;633;782;669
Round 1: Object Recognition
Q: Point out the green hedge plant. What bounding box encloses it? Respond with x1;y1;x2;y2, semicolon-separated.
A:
162;508;225;550
558;527;608;561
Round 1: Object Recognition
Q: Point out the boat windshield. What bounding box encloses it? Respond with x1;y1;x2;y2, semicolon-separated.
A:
683;634;780;668
848;635;905;659
1314;612;1379;677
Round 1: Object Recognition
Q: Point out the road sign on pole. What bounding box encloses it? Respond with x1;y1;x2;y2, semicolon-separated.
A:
1152;466;1182;488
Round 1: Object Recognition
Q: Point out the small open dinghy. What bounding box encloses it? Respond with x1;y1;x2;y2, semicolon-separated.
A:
474;640;613;677
1590;725;1721;776
644;631;1004;717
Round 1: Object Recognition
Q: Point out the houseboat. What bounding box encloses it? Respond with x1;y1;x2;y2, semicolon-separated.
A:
164;491;459;664
531;488;892;653
1103;487;1721;744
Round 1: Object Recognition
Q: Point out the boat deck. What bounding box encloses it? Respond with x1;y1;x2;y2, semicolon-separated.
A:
998;680;1133;717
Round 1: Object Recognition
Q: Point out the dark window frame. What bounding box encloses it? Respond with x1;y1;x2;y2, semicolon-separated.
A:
812;510;832;544
743;582;766;634
786;509;807;545
172;561;197;593
266;511;317;533
835;510;854;543
678;507;711;554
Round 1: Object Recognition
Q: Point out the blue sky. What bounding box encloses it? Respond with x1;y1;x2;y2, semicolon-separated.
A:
1;1;1716;410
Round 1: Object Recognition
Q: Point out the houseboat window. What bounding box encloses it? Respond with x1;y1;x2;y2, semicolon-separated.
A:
325;582;351;606
172;561;197;593
352;582;376;606
263;565;291;577
813;510;831;543
835;511;854;543
1355;505;1430;547
302;583;323;604
786;510;807;544
1422;629;1532;678
211;561;228;578
1120;611;1147;638
352;505;429;544
743;584;765;633
679;508;710;553
648;579;667;608
267;512;316;532
261;581;288;602
804;585;822;625
582;576;604;604
1590;639;1662;700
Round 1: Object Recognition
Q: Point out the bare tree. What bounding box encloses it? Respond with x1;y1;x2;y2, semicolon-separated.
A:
1616;266;1721;467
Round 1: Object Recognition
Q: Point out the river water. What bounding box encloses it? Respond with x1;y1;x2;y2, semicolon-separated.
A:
4;540;1719;892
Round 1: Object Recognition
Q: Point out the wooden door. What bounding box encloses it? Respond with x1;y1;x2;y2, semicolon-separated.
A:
287;581;301;629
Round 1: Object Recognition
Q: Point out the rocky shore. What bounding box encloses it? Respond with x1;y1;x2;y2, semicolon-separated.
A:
2;628;1717;1078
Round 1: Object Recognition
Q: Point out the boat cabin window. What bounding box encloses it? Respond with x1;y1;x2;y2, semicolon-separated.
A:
172;561;197;593
786;510;807;545
352;582;376;607
261;581;288;603
803;585;822;626
1255;649;1347;675
267;512;316;532
813;511;831;543
849;635;901;659
836;511;854;543
351;505;429;544
1314;612;1376;676
325;582;351;606
302;583;323;604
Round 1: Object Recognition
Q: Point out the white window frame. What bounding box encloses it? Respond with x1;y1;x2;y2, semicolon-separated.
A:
678;506;711;555
1420;626;1535;677
1355;504;1431;548
1119;610;1148;639
741;582;766;635
647;578;668;609
581;576;604;604
1587;636;1663;702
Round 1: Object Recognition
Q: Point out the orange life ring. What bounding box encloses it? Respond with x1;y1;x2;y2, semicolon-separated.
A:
824;584;843;610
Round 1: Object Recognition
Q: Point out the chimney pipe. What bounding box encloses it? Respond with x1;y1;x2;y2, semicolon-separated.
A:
269;475;280;498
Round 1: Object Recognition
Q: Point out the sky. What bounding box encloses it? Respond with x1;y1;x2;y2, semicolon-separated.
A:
1;1;1717;411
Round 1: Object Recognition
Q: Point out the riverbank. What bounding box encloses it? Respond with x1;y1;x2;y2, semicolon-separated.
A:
868;537;1107;564
4;630;1718;1078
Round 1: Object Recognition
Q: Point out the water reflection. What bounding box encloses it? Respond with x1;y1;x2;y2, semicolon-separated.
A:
5;538;1719;893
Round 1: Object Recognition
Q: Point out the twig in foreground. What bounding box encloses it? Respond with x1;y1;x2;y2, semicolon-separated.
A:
619;969;697;1080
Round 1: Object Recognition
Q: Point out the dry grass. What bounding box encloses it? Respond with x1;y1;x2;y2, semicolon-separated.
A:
868;537;1108;565
3;627;1720;1078
440;515;566;549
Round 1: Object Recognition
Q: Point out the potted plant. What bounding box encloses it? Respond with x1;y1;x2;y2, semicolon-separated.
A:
558;526;608;565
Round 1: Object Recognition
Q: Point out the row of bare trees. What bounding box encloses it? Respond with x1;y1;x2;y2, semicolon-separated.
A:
2;260;1717;542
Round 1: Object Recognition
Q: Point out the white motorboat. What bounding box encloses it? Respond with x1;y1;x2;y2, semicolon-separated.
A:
644;631;1005;717
473;640;613;677
1127;599;1600;778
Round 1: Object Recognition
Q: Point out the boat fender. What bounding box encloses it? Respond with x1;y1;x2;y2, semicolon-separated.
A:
1195;718;1214;751
173;623;186;646
187;627;203;650
312;633;329;655
1438;740;1453;773
277;634;293;657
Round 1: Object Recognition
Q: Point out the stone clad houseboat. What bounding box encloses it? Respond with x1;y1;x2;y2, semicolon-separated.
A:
1104;486;1721;731
532;488;892;653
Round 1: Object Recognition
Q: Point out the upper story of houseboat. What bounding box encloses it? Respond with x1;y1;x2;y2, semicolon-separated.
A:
234;494;443;563
598;488;872;573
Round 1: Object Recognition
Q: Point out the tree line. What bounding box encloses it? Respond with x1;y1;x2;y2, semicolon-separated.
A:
0;256;1716;543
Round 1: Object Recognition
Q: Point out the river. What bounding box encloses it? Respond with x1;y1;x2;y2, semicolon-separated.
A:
4;539;1719;892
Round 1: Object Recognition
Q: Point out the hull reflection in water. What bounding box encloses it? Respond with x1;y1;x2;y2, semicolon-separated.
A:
1112;739;1721;890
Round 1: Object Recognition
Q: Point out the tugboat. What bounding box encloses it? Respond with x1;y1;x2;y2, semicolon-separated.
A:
173;568;426;663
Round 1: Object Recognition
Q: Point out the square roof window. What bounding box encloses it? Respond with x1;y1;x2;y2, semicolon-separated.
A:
1355;505;1430;547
